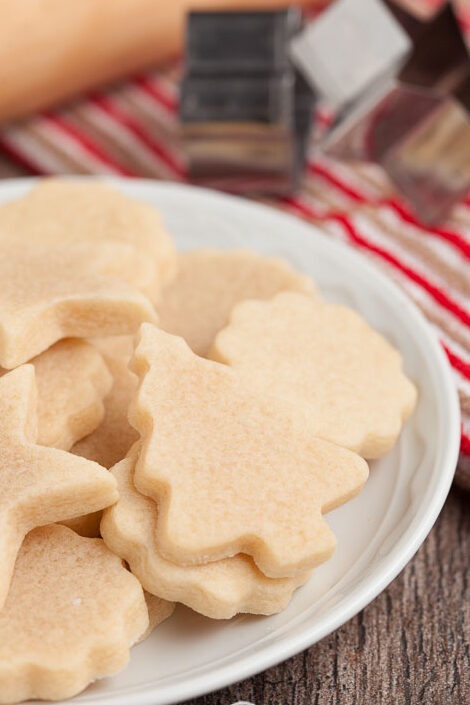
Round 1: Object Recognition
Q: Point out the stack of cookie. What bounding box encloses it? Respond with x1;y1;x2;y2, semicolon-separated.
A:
0;179;416;704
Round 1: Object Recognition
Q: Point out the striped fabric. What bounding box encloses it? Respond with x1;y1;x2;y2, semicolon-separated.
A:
0;0;469;473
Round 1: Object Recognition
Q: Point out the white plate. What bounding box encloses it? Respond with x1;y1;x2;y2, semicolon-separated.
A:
2;179;460;705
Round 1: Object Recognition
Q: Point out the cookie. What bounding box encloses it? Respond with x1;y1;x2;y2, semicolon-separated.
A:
129;325;368;579
210;292;417;459
101;447;311;619
72;354;139;469
0;240;156;368
90;334;135;364
0;365;118;609
157;249;316;356
70;346;138;538
0;339;112;450
137;592;175;643
0;524;147;704
0;179;177;300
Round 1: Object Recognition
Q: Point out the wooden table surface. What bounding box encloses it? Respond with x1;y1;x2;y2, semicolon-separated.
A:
188;486;469;705
0;156;468;705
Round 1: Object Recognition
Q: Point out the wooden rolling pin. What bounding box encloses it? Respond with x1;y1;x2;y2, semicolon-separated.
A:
0;0;320;124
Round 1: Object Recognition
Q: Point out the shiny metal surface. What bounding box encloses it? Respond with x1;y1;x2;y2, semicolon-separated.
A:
322;1;470;223
180;8;313;194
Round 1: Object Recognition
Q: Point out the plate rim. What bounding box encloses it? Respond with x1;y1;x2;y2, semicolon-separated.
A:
0;177;461;705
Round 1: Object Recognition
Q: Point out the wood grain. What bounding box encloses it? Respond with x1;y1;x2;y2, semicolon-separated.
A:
186;487;469;705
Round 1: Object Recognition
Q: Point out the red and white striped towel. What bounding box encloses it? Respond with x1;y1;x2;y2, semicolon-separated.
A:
0;0;469;475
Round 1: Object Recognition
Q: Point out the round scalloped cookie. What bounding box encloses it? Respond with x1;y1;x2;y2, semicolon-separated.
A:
0;179;177;301
157;249;316;356
69;341;139;538
0;339;112;451
0;524;148;704
210;292;417;459
72;353;138;469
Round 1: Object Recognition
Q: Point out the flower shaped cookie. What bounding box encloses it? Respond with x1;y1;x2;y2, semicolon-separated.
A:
210;292;417;458
0;525;148;703
157;249;316;356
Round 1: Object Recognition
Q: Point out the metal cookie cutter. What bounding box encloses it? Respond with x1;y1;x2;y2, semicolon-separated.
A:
291;0;470;223
180;9;315;195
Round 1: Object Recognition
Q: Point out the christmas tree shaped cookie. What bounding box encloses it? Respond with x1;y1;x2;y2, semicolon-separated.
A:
129;325;368;579
101;446;311;619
